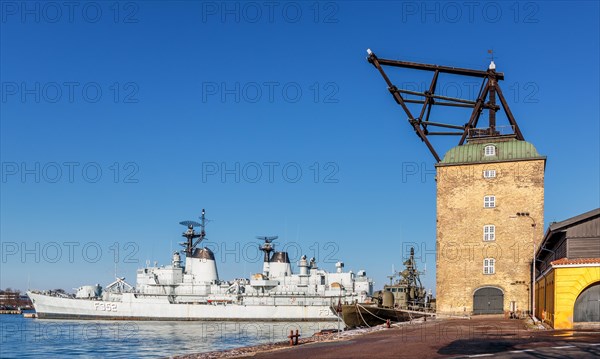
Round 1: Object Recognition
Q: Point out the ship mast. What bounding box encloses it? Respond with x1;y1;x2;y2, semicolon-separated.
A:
401;247;425;307
257;236;278;277
179;209;207;257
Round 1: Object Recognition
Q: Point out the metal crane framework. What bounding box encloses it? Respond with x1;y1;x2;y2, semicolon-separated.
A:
366;50;525;162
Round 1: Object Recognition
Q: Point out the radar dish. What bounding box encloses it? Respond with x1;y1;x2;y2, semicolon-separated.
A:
257;235;278;262
256;236;278;243
180;220;202;227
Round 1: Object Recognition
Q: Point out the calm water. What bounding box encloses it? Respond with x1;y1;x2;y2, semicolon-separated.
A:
0;314;338;358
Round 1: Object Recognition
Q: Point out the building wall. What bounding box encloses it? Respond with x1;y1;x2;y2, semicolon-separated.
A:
436;158;545;315
536;270;555;326
565;216;600;239
568;237;600;258
552;266;600;329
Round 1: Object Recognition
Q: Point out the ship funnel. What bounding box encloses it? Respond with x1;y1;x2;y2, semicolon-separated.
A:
186;247;219;283
269;251;292;278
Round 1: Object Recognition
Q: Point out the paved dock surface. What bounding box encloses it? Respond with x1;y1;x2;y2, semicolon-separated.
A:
250;317;600;359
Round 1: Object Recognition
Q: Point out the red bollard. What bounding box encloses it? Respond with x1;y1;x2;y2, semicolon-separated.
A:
288;329;301;345
386;319;391;328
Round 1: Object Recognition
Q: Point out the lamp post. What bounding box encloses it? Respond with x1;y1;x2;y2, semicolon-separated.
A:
516;212;537;322
336;289;343;337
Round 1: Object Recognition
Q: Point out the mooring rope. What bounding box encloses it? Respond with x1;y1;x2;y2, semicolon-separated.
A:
356;303;396;325
355;303;371;328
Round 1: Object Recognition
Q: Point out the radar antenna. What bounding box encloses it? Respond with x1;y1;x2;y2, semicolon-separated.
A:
257;236;278;263
179;209;208;256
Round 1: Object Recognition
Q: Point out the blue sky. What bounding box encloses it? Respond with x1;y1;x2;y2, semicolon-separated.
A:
1;1;599;294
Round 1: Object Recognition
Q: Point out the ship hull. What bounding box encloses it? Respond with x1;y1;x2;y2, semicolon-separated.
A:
341;304;422;328
28;292;340;322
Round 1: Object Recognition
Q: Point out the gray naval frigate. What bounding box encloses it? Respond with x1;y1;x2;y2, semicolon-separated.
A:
28;210;373;322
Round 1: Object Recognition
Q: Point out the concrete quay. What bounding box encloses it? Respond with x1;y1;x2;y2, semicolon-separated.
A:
180;316;600;359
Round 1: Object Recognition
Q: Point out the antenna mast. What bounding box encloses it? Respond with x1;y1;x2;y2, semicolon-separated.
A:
179;209;207;256
257;236;278;263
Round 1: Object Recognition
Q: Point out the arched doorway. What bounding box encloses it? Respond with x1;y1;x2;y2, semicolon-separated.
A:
574;282;600;324
473;287;504;314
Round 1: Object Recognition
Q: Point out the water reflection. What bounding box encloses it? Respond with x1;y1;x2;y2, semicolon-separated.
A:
0;315;338;358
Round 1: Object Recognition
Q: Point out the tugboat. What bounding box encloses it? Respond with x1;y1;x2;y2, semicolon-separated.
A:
28;210;374;322
341;247;434;327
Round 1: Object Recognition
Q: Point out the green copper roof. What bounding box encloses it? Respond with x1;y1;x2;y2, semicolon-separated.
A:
439;138;544;165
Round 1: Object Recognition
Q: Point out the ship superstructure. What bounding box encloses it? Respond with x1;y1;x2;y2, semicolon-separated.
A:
381;247;432;310
28;210;373;322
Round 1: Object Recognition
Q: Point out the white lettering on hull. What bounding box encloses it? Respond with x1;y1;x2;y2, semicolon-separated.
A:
94;302;118;312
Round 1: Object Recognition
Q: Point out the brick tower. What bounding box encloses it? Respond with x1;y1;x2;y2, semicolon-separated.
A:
366;50;546;316
435;137;545;315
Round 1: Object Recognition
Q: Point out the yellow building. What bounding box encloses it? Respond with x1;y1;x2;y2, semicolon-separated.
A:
436;136;545;315
535;208;600;329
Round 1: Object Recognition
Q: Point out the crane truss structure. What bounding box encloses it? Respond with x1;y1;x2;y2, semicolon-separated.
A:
366;50;525;162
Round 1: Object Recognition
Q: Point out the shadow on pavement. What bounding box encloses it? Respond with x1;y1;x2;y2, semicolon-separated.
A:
437;340;515;355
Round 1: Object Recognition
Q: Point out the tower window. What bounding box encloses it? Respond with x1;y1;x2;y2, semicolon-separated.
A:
483;258;495;274
483;225;495;241
484;145;496;156
484;196;496;208
483;169;496;178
